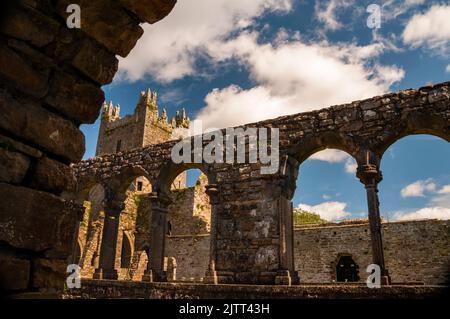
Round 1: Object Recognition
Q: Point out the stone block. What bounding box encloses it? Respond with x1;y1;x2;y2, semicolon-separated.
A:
33;258;67;290
0;255;30;291
71;38;118;84
119;0;177;24
0;183;78;256
0;89;84;162
28;156;76;194
45;70;104;124
57;0;143;57
0;46;48;98
0;4;59;48
0;148;30;184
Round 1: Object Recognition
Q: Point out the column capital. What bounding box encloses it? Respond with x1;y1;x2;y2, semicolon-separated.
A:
357;164;383;186
205;184;219;203
149;192;172;212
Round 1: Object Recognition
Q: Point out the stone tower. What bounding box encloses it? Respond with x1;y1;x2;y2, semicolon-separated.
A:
95;89;190;189
96;89;190;156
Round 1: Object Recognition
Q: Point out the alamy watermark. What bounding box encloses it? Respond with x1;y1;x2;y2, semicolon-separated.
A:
170;120;280;175
66;4;81;29
366;4;381;29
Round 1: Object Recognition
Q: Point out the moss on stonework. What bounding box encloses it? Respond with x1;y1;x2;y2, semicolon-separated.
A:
80;201;92;229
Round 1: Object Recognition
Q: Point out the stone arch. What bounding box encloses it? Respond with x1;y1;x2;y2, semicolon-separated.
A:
154;161;214;196
288;132;360;166
374;112;450;159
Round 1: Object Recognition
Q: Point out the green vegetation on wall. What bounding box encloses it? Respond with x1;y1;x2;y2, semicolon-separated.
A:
293;208;326;225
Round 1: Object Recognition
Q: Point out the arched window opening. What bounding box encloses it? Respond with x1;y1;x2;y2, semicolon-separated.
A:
165;168;211;282
336;255;359;282
378;134;450;285
293;149;367;283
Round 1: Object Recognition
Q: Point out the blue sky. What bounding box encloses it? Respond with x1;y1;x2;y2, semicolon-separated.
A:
81;0;450;221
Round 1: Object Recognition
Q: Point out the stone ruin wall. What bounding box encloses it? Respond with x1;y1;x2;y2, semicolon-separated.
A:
76;173;211;281
0;0;177;295
147;219;450;284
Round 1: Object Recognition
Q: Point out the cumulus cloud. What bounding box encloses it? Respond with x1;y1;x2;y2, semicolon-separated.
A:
393;207;450;221
400;179;436;198
118;0;292;82
298;201;351;221
437;184;450;194
402;4;450;54
197;33;404;129
314;0;354;31
446;64;450;73
306;149;358;174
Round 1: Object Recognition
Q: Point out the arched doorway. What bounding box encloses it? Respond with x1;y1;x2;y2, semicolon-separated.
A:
165;168;211;282
335;254;360;282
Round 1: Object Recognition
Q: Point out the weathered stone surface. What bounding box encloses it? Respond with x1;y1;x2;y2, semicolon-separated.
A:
0;256;30;290
67;279;448;299
33;258;67;290
57;0;143;57
0;134;43;158
0;90;85;162
0;183;77;255
0;148;30;184
45;70;104;124
0;5;59;48
119;0;177;24
0;46;48;97
28;156;77;194
70;38;118;84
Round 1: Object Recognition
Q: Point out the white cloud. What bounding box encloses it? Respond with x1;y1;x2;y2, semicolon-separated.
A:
446;64;450;73
314;0;353;31
402;4;450;53
437;184;450;194
400;179;436;198
309;149;349;163
197;33;404;129
117;0;293;82
298;201;351;221
393;206;450;221
344;158;358;174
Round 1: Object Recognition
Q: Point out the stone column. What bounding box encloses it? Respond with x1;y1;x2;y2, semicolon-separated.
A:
203;184;220;284
142;192;171;282
357;163;391;285
93;198;124;280
275;197;300;285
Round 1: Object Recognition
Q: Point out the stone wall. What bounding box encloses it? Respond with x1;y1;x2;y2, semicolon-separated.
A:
0;0;176;296
295;219;450;285
114;219;449;285
67;279;449;299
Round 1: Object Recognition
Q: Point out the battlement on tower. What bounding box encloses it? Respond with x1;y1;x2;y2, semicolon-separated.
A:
95;89;190;156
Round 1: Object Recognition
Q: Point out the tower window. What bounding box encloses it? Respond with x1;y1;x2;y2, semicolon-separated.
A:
116;139;122;152
137;181;143;191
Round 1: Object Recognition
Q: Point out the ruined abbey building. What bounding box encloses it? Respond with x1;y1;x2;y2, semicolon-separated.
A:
73;85;450;288
73;80;450;290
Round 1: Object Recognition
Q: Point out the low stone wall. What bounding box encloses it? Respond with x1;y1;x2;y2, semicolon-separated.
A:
294;219;450;285
66;279;448;299
159;219;450;285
